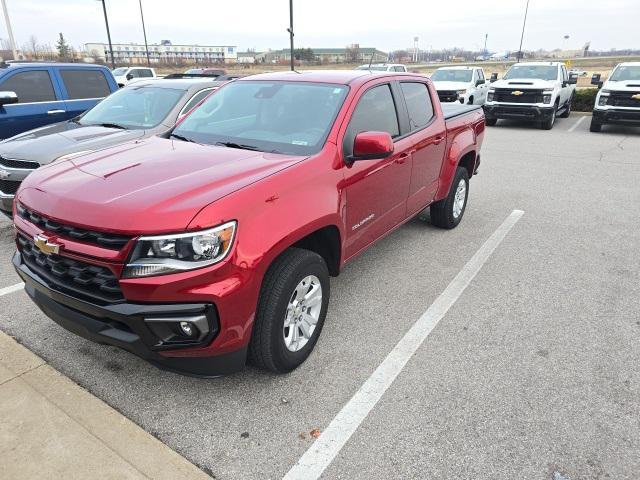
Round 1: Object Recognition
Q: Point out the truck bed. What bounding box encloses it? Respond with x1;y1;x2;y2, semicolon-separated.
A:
441;103;483;120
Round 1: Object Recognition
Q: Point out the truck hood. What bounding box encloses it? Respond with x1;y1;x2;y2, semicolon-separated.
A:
491;78;557;89
432;81;472;91
18;136;305;234
0;121;147;165
602;80;640;91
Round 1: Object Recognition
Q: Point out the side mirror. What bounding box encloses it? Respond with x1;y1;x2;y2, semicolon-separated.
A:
349;131;394;162
568;74;578;85
490;73;498;83
126;73;134;81
476;79;485;87
0;91;18;106
591;73;603;88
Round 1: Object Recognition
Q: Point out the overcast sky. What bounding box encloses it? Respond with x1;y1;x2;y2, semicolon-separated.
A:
1;0;638;53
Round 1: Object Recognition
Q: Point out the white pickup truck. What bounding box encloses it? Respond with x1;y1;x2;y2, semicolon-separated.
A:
430;66;489;105
111;66;157;87
483;62;577;129
590;62;640;132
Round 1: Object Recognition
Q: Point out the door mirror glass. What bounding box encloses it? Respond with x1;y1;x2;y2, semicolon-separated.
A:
350;131;394;162
490;73;498;83
0;91;18;106
126;73;134;81
591;73;603;88
476;79;485;87
568;74;578;85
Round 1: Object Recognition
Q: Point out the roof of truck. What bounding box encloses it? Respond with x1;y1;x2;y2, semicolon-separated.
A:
236;70;424;85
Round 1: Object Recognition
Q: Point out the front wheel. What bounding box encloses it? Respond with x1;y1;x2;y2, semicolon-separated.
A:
541;105;557;130
430;167;469;229
590;118;602;132
485;118;498;126
248;248;330;373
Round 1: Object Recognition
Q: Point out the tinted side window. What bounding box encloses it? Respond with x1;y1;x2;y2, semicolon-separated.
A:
138;69;154;78
477;69;485;81
344;84;399;156
400;82;434;131
0;70;56;103
60;70;111;100
180;89;213;115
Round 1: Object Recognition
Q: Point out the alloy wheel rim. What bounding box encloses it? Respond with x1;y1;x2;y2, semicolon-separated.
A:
283;275;322;352
452;179;467;219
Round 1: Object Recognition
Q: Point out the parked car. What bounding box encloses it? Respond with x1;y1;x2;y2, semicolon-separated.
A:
12;71;485;376
0;62;118;140
111;66;156;87
184;68;226;77
0;78;218;217
483;62;577;129
569;68;588;77
590;62;640;132
355;63;408;72
430;66;489;105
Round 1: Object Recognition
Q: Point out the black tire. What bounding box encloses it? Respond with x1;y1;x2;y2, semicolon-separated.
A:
485;118;498;126
430;167;470;229
541;103;557;130
467;96;474;105
590;118;602;132
559;95;573;118
248;248;330;373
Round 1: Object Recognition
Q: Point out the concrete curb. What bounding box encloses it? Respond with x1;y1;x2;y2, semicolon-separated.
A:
0;330;211;480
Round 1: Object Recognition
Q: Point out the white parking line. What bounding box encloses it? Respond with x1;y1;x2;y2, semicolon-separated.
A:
568;116;587;132
283;210;525;480
0;283;24;297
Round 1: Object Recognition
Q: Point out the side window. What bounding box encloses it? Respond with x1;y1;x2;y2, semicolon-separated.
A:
130;69;142;78
394;66;404;72
60;70;111;99
400;82;434;131
561;66;568;82
477;69;485;82
343;84;399;156
139;69;154;78
0;70;56;103
180;89;213;115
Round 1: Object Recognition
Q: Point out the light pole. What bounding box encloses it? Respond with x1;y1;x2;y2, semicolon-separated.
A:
139;0;150;67
1;0;18;60
97;0;115;68
517;0;530;63
287;0;294;71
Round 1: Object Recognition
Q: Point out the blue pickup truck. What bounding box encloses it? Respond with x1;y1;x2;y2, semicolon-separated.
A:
0;62;118;140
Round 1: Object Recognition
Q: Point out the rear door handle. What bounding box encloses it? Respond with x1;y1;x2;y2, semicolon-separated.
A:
47;109;66;115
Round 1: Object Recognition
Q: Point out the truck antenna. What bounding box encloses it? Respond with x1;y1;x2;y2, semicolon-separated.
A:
367;50;375;70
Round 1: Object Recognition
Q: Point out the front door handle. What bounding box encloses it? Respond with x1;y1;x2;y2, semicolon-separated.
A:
47;109;66;115
395;152;411;165
433;136;445;145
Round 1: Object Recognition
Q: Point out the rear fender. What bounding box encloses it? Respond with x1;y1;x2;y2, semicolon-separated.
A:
435;126;478;201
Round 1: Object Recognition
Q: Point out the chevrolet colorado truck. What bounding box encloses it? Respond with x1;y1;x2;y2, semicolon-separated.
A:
590;62;640;132
484;62;577;129
13;71;485;376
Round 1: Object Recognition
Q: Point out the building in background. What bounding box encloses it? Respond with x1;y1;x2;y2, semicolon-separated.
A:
85;40;238;65
261;46;388;65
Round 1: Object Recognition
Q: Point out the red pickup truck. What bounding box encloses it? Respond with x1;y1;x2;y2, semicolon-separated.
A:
13;71;484;376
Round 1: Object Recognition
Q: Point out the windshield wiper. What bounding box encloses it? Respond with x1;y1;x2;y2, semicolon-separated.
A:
215;141;260;151
169;133;196;143
92;122;127;130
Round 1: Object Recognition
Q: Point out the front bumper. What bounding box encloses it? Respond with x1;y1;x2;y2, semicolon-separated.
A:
483;104;555;121
593;108;640;125
13;251;247;377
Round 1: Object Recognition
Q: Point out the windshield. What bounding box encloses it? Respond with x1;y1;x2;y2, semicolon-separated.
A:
112;68;128;76
172;81;349;155
431;69;473;82
609;65;640;81
79;86;184;129
503;65;559;81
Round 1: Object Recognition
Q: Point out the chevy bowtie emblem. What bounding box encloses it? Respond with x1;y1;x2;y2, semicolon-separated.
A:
511;90;524;96
0;169;10;180
33;235;61;255
632;94;640;100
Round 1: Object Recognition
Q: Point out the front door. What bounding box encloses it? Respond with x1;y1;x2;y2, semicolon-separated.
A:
341;83;412;259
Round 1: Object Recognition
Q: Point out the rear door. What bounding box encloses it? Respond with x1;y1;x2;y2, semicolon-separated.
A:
0;68;65;139
397;80;447;215
341;81;412;259
55;67;113;120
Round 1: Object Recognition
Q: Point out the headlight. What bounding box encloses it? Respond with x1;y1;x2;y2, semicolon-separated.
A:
598;90;610;107
487;91;494;102
123;221;236;278
542;91;553;104
457;89;467;96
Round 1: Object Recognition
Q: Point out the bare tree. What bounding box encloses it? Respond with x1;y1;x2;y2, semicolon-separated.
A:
28;35;38;59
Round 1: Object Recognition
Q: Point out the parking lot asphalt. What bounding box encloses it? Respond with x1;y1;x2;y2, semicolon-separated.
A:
1;113;639;480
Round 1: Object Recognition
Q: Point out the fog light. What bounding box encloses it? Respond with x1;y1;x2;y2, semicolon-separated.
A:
180;321;194;336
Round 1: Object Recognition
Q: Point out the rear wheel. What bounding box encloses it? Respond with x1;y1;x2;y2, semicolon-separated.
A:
430;167;469;229
485;118;498;126
248;248;330;373
590;118;602;132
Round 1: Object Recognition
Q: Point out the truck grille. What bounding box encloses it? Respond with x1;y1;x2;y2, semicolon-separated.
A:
437;90;460;103
17;204;131;250
17;234;124;304
0;157;39;169
609;91;640;108
493;88;544;104
0;179;21;195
